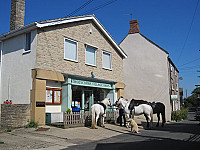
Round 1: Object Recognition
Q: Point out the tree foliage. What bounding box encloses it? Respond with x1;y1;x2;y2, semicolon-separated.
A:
184;87;200;108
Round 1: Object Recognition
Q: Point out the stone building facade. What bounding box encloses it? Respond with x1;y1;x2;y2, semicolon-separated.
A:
36;20;124;83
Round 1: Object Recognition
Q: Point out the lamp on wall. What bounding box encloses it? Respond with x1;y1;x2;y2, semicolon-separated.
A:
91;72;95;78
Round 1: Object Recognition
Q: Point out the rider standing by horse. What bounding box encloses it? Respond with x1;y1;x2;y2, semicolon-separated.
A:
118;103;126;127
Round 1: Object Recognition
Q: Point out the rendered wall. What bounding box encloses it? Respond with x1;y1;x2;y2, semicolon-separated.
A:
120;33;171;121
1;30;37;104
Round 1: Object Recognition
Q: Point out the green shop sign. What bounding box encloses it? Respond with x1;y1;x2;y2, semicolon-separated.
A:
171;95;178;100
71;79;113;89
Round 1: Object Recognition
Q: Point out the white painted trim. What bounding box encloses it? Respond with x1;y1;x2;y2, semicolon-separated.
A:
85;44;97;67
102;50;112;70
36;16;94;28
64;37;78;62
0;23;37;41
84;43;98;49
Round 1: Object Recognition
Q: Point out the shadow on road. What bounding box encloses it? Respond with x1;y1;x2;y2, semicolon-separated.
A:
95;139;200;150
64;120;200;150
147;120;200;135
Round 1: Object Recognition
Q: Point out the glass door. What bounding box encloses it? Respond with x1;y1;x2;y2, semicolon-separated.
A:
84;90;93;111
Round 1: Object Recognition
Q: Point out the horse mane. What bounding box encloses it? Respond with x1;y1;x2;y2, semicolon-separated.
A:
131;99;149;105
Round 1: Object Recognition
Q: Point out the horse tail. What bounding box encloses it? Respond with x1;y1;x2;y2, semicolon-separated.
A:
161;104;166;124
91;106;96;129
150;108;153;122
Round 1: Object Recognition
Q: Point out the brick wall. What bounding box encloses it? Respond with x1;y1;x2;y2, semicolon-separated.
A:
36;20;124;83
1;104;30;129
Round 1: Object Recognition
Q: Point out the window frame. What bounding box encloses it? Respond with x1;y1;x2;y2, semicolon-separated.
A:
85;45;97;66
64;38;78;62
171;78;174;91
46;87;62;105
24;32;31;53
102;50;112;70
176;83;179;91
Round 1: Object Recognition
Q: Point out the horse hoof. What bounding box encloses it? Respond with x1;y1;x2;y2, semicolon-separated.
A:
101;125;105;128
91;127;98;129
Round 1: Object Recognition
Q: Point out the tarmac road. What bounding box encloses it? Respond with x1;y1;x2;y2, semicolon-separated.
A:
0;114;200;150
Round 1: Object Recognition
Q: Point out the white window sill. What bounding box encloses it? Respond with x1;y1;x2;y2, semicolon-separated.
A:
64;58;78;63
102;67;112;71
85;63;97;67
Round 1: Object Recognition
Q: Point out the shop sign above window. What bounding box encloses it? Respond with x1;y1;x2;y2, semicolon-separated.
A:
71;79;112;89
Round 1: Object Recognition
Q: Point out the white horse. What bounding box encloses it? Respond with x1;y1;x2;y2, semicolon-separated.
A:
91;98;111;129
115;97;153;128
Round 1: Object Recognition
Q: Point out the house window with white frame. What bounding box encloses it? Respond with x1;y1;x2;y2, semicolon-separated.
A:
176;83;178;91
25;32;31;51
85;45;96;66
170;64;173;71
102;51;111;70
64;38;78;61
171;79;174;91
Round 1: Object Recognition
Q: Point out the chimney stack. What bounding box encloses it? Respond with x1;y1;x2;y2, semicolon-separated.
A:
129;20;140;34
10;0;25;31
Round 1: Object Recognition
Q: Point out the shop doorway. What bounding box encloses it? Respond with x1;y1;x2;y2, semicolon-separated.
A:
84;90;93;111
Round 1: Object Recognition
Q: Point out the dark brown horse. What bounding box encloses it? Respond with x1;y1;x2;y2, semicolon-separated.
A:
129;99;166;127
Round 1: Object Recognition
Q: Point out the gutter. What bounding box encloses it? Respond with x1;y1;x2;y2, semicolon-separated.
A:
0;22;37;41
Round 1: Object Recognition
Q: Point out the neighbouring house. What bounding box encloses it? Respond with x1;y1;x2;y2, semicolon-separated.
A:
169;58;180;111
120;20;180;122
0;0;127;128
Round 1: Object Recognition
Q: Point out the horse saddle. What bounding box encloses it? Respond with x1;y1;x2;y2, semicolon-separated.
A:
99;103;106;113
150;102;156;109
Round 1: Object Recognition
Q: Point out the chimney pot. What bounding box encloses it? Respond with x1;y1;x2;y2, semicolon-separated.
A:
129;20;140;34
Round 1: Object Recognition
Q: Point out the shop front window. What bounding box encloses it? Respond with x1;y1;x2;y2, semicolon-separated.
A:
46;88;62;105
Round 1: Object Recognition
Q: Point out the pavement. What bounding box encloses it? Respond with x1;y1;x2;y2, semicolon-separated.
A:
0;113;200;150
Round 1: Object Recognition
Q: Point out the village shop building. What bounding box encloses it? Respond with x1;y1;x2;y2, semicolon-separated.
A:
0;0;127;128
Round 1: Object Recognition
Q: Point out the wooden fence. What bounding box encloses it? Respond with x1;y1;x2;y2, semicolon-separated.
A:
63;110;119;128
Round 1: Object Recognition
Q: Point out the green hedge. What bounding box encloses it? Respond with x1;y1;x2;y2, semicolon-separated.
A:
171;108;188;122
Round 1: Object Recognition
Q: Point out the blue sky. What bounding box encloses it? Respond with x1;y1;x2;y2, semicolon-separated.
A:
0;0;200;97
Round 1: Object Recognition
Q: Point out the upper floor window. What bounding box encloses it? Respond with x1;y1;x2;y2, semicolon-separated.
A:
85;45;96;66
64;38;78;62
102;51;111;70
25;32;31;51
176;83;179;91
171;78;174;90
170;64;173;71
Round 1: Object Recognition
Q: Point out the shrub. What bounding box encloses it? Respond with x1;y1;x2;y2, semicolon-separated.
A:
171;108;188;122
180;108;188;120
171;110;182;122
66;108;72;113
25;120;38;128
